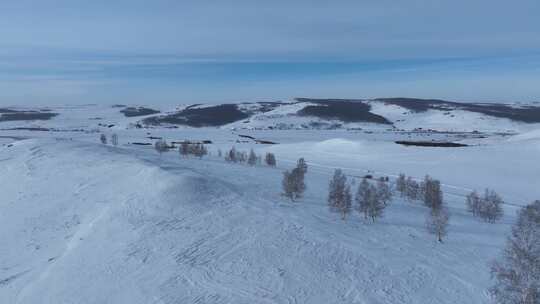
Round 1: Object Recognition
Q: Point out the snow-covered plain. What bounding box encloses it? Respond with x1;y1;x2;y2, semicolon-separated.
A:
1;103;539;303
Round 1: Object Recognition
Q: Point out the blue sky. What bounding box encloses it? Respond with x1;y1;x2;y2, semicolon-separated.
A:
1;0;539;105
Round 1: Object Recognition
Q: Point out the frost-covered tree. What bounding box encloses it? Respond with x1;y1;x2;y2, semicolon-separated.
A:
238;151;247;163
297;158;308;175
405;177;420;201
356;178;385;223
490;200;540;304
179;142;190;157
368;184;385;222
248;149;257;166
282;167;306;201
479;189;504;223
154;139;168;156
426;206;450;242
328;169;352;220
282;170;295;200
466;190;481;217
265;152;277;167
225;147;237;162
356;178;371;219
342;184;353;220
192;144;208;158
396;173;407;196
423;175;443;210
376;178;393;206
292;167;306;199
111;134;118;146
100;133;107;145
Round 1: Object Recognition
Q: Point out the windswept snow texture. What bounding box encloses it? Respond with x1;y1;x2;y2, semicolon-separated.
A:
0;135;534;303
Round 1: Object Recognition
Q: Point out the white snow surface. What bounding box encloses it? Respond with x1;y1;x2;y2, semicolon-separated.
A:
0;136;527;304
0;103;539;303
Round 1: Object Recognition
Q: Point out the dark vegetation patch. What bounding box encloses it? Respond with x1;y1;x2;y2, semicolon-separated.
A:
171;140;212;145
395;140;469;147
120;107;160;117
0;108;20;114
256;139;278;144
3;127;50;131
0;112;58;122
295;98;391;124
143;104;249;127
111;104;127;108
376;97;540;123
242;101;284;114
238;134;278;144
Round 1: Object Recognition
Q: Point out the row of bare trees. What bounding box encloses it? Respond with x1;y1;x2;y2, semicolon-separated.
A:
179;142;208;158
327;171;392;222
466;189;504;223
223;147;277;167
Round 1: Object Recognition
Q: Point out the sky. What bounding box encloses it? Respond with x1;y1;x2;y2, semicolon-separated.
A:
1;0;540;106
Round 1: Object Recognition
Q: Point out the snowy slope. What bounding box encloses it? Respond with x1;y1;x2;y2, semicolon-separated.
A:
0;138;521;303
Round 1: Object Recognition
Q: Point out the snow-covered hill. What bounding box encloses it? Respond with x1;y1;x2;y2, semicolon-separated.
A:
1;98;539;134
1;99;539;303
0;135;535;303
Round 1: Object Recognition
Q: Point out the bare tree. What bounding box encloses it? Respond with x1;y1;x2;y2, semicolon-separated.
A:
342;184;352;220
376;178;393;206
405;177;420;201
297;158;308;175
100;133;107;145
396;173;407;196
225;147;237;162
111;134;118;146
265;152;277;167
490;200;540;304
154;139;168;157
238;151;247;163
282;170;295;201
282;167;306;201
247;149;257;166
466;190;481;217
328;169;352;220
426;206;450;242
479;189;504;223
192;144;208;158
356;178;371;219
423;175;443;210
293;167;306;199
368;184;385;222
356;178;386;223
179;142;190;157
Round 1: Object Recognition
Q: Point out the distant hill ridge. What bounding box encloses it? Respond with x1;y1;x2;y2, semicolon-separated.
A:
138;97;540;128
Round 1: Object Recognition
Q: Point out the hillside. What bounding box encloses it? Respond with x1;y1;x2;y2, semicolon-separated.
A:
1;135;535;303
1;98;539;134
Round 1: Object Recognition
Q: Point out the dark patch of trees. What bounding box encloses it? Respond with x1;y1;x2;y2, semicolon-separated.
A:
296;99;391;124
120;107;160;117
144;104;249;127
